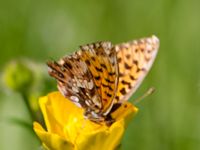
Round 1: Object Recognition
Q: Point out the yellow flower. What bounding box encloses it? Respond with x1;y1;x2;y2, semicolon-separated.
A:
33;92;138;150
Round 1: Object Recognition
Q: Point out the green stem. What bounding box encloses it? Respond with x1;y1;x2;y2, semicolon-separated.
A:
115;143;122;150
21;93;37;122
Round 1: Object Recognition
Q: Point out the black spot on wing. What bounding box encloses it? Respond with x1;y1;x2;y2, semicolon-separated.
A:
117;57;122;63
119;73;124;77
126;54;131;59
102;83;113;91
100;63;107;69
121;80;132;89
95;66;103;72
136;67;146;73
133;60;138;65
96;85;100;89
95;76;100;80
85;59;91;66
106;92;112;98
124;63;132;69
108;86;113;91
63;62;72;69
120;88;126;95
102;83;109;88
130;75;136;80
109;72;115;76
115;96;119;101
124;104;128;108
105;78;115;84
121;80;130;85
91;56;95;61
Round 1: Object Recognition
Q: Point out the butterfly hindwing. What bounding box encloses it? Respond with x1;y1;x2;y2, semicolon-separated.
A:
47;55;102;114
114;35;159;102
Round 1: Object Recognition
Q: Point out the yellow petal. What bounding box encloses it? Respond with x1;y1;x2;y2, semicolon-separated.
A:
41;92;84;126
63;117;104;144
39;95;65;137
74;102;138;150
74;120;124;150
34;91;138;150
33;122;74;150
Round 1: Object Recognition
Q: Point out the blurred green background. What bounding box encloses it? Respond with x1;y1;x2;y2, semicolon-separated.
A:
0;0;200;150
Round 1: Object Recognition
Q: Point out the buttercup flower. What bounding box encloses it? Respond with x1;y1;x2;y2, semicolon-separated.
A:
33;92;138;150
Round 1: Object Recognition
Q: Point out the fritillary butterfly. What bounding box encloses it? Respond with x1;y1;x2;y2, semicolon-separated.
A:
47;35;159;124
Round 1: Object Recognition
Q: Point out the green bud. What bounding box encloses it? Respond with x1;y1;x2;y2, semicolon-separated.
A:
3;60;34;93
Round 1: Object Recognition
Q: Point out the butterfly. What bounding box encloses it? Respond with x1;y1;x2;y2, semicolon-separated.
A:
47;35;159;124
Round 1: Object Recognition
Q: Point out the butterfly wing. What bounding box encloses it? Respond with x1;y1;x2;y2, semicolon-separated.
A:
114;35;159;102
79;42;118;115
47;41;118;118
47;55;101;113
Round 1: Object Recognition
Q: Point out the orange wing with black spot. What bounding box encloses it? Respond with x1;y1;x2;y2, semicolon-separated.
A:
114;35;159;102
78;42;118;115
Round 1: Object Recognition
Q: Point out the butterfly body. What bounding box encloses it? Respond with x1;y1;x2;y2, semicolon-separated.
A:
47;35;159;124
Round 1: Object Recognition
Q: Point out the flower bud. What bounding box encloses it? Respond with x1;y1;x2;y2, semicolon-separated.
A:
3;60;33;93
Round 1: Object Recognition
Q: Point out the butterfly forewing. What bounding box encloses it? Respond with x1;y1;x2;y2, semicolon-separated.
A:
79;42;118;115
115;35;159;102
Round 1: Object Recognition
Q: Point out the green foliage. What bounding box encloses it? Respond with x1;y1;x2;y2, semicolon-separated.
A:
0;0;200;150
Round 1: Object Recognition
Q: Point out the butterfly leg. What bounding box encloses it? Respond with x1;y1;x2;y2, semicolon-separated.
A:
84;110;105;123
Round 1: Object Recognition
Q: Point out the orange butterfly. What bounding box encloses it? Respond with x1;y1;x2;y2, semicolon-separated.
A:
47;35;159;124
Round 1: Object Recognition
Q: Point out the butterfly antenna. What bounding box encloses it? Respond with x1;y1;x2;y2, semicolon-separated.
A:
133;87;155;105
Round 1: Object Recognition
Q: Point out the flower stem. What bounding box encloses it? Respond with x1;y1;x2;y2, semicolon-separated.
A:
21;93;37;122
